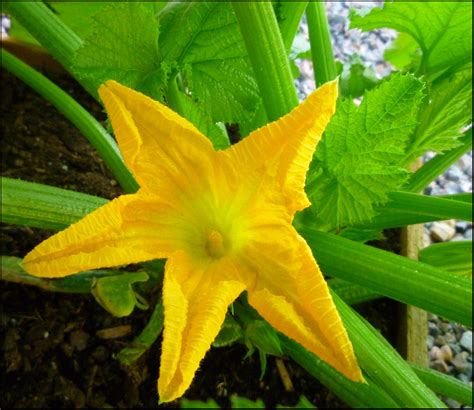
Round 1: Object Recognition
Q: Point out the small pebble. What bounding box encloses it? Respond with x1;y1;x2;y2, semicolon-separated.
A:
430;222;456;242
460;331;472;353
430;359;449;373
440;344;453;362
451;352;469;372
430;346;442;361
427;335;434;350
464;228;472;240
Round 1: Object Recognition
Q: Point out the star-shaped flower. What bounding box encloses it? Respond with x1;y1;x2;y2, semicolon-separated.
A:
24;80;363;402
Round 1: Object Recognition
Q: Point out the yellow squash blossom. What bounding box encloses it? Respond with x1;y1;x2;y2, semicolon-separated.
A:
23;80;363;402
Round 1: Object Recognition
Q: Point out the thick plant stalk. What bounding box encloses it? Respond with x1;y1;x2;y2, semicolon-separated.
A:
1;50;138;193
306;1;337;85
278;2;309;54
303;229;472;327
232;2;299;121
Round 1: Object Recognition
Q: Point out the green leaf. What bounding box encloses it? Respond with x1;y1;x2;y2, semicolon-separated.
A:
180;398;220;409
72;3;165;100
245;320;283;357
420;241;472;278
117;298;164;365
159;2;259;124
350;2;472;77
384;33;422;72
405;64;472;163
91;271;149;317
230;395;265;409
339;54;379;98
307;73;425;228
175;91;230;150
302;228;472;327
212;314;244;348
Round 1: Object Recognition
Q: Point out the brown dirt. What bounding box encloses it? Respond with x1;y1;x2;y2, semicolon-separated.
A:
1;69;397;409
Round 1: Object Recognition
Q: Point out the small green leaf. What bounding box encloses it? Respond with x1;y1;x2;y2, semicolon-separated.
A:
175;91;230;150
230;395;265;409
339;55;378;98
420;241;472;278
245;320;283;357
180;398;220;409
307;73;425;228
350;2;472;77
384;33;422;72
92;271;149;317
213;314;244;348
117;298;164;365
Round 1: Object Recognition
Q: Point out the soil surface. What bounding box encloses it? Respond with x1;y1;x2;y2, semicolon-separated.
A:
1;70;398;408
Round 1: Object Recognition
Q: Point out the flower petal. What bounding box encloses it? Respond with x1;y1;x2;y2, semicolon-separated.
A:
242;223;363;382
99;81;215;193
158;252;246;402
224;80;338;213
23;193;179;278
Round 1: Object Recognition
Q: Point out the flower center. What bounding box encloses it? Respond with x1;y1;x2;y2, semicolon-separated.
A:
206;229;226;258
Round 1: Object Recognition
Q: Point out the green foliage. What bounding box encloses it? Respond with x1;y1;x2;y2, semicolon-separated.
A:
245;320;283;357
350;1;472;77
384;33;421;72
420;241;473;278
6;2;109;46
159;2;259;124
212;314;244;348
337;55;378;98
117;299;164;365
72;4;165;100
91;271;149;317
405;64;472;163
307;73;425;228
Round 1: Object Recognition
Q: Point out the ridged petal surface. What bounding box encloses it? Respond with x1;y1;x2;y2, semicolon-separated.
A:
224;80;338;213
158;252;246;402
99;81;215;193
23;193;178;277
243;224;363;382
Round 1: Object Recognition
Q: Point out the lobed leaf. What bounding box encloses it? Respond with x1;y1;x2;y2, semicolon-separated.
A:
405;64;472;163
307;73;425;228
159;2;260;124
350;2;472;77
72;3;165;100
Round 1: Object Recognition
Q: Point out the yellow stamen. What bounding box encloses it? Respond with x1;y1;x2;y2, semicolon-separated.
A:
206;230;225;258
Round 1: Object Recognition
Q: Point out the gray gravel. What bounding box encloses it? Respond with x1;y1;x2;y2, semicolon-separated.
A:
294;2;473;407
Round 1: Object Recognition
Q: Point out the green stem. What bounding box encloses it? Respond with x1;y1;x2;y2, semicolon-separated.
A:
232;2;299;121
306;1;337;85
1;256;115;293
409;363;473;407
280;335;398;408
5;1;81;66
278;2;309;54
4;1;95;95
1;50;138;193
332;292;446;408
404;129;473;193
302;229;472;327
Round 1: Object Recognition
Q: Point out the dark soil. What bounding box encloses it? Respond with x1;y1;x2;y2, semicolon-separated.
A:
1;69;398;409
